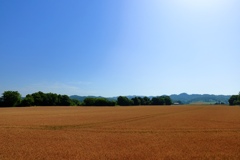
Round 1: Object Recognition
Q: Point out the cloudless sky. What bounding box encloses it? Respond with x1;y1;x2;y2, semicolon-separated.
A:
0;0;239;97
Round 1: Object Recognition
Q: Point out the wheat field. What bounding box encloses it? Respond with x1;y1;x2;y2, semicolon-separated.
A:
0;105;240;159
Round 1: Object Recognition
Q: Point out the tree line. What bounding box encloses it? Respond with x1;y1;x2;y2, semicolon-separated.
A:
117;96;172;106
228;92;240;105
0;91;173;107
0;91;81;107
1;90;239;107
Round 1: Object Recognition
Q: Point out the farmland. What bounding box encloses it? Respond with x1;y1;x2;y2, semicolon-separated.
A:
0;105;240;159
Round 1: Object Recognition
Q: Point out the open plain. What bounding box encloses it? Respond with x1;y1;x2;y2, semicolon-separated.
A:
0;105;240;159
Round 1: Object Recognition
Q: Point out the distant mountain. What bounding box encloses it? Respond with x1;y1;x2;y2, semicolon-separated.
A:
70;93;231;104
170;93;230;104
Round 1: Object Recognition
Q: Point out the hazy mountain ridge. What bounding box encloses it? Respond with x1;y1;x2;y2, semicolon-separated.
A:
70;93;231;104
170;93;230;104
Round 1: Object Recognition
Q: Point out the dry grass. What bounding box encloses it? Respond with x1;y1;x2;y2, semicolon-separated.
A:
0;105;240;159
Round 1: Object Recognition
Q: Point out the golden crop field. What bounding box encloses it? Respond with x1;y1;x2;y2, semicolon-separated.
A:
0;105;240;160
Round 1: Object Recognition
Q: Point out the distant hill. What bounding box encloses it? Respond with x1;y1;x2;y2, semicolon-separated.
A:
70;93;231;104
170;93;230;104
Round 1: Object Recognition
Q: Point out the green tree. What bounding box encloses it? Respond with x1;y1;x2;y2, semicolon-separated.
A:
142;96;151;105
2;91;22;107
117;96;133;106
31;91;44;106
232;92;240;105
21;94;34;106
44;93;59;106
163;96;172;105
151;96;172;105
107;100;116;106
83;97;116;106
58;95;72;106
29;92;78;106
71;99;82;106
132;97;141;105
233;100;240;105
0;97;3;107
94;98;107;106
95;98;115;106
229;95;238;105
151;96;164;105
83;97;96;106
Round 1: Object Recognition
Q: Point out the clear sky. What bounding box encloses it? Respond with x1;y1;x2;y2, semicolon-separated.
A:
0;0;239;97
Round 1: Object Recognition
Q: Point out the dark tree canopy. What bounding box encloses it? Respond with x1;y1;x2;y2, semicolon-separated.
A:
131;97;141;105
142;96;151;105
0;97;3;107
20;94;34;106
229;92;240;105
163;96;172;105
83;97;96;106
0;90;175;107
84;97;116;106
2;91;21;107
19;92;81;107
150;96;172;105
117;96;133;106
117;96;172;106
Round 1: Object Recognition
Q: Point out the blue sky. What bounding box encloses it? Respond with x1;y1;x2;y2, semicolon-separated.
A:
0;0;239;97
